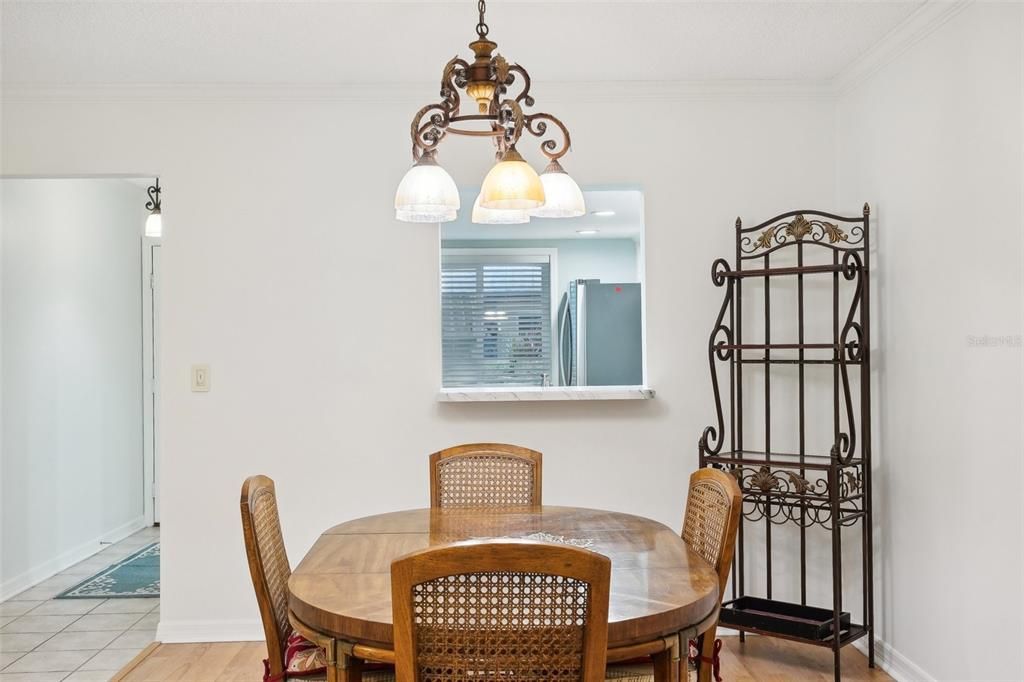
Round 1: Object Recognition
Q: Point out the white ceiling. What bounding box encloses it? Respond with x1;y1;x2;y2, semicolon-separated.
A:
443;189;643;240
1;1;925;85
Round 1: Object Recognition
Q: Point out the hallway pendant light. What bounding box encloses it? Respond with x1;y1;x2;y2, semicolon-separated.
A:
395;0;584;223
145;178;162;237
530;160;585;218
471;193;530;224
394;152;460;223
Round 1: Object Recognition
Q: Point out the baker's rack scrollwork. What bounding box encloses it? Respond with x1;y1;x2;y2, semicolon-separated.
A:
739;213;865;256
697;205;874;682
732;463;863;529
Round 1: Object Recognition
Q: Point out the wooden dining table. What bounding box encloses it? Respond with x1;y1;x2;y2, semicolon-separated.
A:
288;505;720;682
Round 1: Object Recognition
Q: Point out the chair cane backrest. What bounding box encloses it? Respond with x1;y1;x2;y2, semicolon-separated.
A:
240;475;293;677
429;443;542;508
391;540;610;682
681;468;743;599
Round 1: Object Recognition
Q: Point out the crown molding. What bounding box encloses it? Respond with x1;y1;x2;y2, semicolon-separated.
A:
1;79;833;105
1;83;424;104
830;0;974;95
538;80;833;102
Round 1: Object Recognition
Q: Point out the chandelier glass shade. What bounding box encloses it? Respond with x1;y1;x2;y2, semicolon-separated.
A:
472;193;530;224
479;147;545;210
395;0;584;224
394;155;461;223
531;160;586;218
396;207;458;223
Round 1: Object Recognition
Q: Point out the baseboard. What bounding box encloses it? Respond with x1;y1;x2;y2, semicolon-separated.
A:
716;629;933;681
0;515;147;601
853;636;935;682
156;619;264;643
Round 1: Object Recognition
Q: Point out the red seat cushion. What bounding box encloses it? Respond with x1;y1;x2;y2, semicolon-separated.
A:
263;632;394;681
262;631;326;681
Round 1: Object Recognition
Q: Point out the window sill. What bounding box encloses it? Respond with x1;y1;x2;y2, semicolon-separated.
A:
437;386;656;402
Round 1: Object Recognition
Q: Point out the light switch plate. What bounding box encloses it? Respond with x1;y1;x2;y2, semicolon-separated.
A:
191;364;210;392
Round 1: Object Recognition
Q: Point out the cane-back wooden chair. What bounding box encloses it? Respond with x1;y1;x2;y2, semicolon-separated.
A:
682;468;743;682
391;539;611;682
429;443;542;508
240;475;394;682
604;468;742;682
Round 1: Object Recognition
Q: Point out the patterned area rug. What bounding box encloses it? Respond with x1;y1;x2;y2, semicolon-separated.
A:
56;542;160;599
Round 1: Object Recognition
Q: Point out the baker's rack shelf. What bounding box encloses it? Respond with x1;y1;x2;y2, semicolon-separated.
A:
698;206;874;682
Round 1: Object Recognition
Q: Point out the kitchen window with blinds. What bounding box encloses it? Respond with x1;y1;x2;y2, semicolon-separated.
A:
441;250;556;387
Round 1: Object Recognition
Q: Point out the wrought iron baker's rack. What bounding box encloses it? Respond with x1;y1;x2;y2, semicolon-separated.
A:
698;205;873;681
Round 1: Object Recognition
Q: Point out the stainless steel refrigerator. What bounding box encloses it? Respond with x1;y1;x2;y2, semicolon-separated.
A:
556;279;643;386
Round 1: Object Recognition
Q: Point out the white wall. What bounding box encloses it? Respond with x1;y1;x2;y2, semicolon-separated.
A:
0;89;836;640
0;179;148;598
837;3;1024;680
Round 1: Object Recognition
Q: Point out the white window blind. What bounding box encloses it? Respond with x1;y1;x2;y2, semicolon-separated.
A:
441;252;553;387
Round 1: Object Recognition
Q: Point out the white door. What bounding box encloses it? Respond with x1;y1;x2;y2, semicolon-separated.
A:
142;240;161;525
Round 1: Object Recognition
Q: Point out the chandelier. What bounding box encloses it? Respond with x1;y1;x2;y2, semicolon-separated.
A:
394;0;585;224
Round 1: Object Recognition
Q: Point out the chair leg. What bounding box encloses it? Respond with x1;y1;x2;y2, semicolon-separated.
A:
673;633;688;682
338;653;363;682
696;623;721;682
324;639;338;682
677;654;689;682
652;649;676;682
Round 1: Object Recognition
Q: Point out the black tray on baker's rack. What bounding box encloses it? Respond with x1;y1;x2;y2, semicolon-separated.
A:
720;597;855;643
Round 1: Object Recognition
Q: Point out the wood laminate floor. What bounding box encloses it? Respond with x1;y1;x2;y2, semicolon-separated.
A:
114;636;894;681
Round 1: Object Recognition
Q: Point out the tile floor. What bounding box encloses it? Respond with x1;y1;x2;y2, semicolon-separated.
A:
0;527;160;681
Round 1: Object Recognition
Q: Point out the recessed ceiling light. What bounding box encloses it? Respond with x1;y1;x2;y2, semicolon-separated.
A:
576;229;600;235
591;210;616;217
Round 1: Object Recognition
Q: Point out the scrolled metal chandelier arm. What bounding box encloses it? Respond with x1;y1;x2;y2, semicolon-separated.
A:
440;56;469;114
404;2;569;165
410;103;451;161
498;62;534;108
408;65;569;162
496;99;526;145
409;56;471;161
524;112;571;161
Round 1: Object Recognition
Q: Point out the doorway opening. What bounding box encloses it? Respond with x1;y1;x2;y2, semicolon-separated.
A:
0;177;163;636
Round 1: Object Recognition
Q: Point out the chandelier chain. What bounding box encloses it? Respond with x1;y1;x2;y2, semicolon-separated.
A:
476;0;489;38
